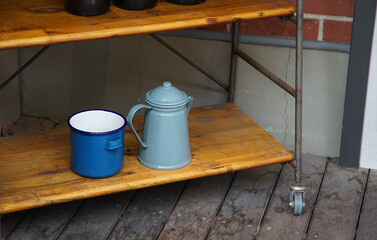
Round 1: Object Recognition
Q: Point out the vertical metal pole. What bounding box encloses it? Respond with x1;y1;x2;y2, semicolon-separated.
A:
228;21;240;103
18;49;24;115
295;0;304;184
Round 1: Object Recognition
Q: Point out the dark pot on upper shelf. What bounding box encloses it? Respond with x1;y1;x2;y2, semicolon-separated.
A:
167;0;205;5
65;0;110;16
114;0;157;10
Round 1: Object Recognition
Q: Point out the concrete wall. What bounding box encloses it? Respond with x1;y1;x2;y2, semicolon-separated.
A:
4;34;349;157
235;44;348;157
0;49;20;130
20;35;228;119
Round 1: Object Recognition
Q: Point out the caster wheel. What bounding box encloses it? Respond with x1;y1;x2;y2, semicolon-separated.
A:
292;192;304;215
289;186;305;215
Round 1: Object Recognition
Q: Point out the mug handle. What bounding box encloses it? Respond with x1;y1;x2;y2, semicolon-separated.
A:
126;104;152;148
105;138;123;151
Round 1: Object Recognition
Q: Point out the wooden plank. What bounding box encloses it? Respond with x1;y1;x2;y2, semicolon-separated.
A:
157;174;233;240
0;103;293;214
1;115;60;238
6;201;82;240
108;182;185;240
0;0;295;50
56;191;135;240
306;158;368;240
257;155;327;240
206;164;282;240
356;170;377;240
1;211;26;238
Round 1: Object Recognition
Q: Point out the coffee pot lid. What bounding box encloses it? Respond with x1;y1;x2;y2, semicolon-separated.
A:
145;82;188;107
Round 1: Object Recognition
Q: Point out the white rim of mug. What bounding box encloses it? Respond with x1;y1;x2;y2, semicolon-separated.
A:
68;109;127;135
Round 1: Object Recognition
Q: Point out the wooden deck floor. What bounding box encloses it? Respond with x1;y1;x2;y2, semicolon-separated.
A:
1;116;376;240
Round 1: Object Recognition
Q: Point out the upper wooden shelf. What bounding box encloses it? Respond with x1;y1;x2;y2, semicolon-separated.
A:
0;103;293;214
0;0;295;50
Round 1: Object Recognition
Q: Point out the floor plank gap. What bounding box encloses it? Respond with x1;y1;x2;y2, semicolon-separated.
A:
352;169;371;240
157;174;234;240
6;200;83;240
256;155;328;240
354;170;377;240
108;182;186;240
204;172;238;240
206;164;282;240
53;200;85;240
305;158;368;240
153;181;189;240
2;211;28;239
303;157;330;240
104;190;139;240
254;164;284;240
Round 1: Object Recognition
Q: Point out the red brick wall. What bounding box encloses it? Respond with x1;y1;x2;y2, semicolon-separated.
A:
204;0;354;44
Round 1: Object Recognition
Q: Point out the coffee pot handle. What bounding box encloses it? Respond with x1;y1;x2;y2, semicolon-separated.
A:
126;104;152;148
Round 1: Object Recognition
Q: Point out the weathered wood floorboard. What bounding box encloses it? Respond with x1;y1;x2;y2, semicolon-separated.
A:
57;191;135;240
1;211;26;238
107;182;186;240
257;155;327;240
356;170;377;240
6;201;82;240
206;164;282;240
306;158;368;240
157;174;233;240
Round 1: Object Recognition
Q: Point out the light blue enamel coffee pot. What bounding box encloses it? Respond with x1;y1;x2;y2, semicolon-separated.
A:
127;82;194;170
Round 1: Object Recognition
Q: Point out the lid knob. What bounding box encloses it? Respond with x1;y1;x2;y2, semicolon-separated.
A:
163;82;172;88
145;82;188;108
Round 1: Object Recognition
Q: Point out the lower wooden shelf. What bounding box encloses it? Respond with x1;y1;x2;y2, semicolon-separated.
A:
0;103;292;214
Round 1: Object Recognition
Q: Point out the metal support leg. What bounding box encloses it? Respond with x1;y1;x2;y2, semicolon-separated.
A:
228;21;240;103
18;48;24;115
290;0;305;215
149;34;229;91
234;47;296;97
0;45;50;92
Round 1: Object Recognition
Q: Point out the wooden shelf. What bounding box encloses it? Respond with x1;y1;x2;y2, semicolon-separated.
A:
0;0;295;50
0;103;292;214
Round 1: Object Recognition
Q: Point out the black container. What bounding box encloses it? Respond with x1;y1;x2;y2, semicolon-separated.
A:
114;0;157;10
167;0;205;5
65;0;110;16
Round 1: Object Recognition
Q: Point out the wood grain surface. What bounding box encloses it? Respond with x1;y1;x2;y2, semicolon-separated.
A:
7;201;82;240
306;158;367;240
257;155;327;240
108;182;186;240
157;174;233;240
0;103;293;214
356;170;377;240
56;191;135;240
206;164;282;240
0;0;295;50
1;211;26;238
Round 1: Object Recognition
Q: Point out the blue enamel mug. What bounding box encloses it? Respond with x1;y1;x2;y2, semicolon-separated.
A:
68;110;126;178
